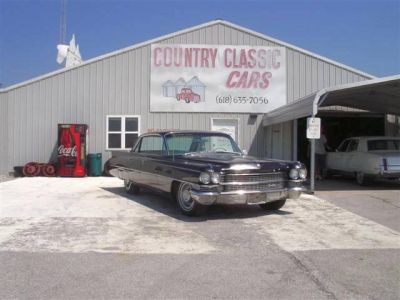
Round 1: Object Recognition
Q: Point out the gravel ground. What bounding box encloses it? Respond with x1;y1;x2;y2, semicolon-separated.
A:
0;175;14;183
0;177;399;299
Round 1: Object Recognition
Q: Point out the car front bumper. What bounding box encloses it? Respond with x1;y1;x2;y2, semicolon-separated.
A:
190;187;306;206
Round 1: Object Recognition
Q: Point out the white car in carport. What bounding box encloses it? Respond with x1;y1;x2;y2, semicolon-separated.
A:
326;136;400;185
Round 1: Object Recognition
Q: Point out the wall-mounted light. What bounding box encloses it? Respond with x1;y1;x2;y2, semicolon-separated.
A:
248;114;258;125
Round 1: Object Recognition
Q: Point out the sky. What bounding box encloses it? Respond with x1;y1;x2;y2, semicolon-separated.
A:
0;0;399;88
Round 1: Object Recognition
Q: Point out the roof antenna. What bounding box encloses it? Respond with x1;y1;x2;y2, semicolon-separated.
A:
59;0;67;44
56;0;83;67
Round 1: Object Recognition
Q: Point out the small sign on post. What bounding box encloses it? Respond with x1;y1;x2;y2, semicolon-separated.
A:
307;117;321;139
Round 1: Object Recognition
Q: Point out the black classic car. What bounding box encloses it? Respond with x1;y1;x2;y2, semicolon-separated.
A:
107;131;307;216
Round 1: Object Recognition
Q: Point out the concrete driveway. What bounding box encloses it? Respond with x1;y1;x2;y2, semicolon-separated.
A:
315;178;400;231
0;177;399;299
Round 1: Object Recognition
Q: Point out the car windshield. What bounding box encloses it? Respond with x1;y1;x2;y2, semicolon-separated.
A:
367;140;400;151
165;133;242;156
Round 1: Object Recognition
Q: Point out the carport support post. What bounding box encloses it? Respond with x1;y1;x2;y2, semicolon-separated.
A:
310;138;316;192
310;92;328;193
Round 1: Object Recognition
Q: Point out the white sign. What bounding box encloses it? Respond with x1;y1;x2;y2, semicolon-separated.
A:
307;117;321;139
150;44;286;113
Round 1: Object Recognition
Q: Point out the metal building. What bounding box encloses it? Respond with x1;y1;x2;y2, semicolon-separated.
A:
0;20;382;175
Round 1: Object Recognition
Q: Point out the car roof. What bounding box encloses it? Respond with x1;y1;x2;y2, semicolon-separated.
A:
141;130;230;137
343;136;400;141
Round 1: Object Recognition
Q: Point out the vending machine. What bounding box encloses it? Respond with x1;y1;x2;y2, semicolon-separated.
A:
57;124;88;177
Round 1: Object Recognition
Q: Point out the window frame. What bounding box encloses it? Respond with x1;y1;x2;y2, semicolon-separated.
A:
106;115;141;151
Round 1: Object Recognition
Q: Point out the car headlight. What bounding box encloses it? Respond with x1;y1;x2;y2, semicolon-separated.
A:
289;168;299;180
199;172;211;184
210;172;220;184
298;168;307;179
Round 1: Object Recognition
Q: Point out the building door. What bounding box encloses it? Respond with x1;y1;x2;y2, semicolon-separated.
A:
271;124;282;159
211;118;239;142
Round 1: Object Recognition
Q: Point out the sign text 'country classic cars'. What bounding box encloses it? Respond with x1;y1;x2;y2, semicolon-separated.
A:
150;44;286;113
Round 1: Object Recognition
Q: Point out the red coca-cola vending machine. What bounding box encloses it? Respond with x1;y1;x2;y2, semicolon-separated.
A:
57;124;88;177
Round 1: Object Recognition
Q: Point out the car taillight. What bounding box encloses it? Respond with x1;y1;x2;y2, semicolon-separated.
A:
382;158;388;171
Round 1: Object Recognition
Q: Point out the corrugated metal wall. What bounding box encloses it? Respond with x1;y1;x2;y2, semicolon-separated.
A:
286;50;368;103
0;22;370;174
0;93;8;174
385;115;400;137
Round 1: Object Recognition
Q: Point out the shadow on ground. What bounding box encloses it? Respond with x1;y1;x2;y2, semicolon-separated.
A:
101;186;292;222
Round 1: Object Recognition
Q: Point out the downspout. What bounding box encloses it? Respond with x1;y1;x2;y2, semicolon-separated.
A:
310;89;328;193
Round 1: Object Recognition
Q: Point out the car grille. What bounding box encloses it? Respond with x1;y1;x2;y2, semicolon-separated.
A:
221;172;287;192
223;172;287;183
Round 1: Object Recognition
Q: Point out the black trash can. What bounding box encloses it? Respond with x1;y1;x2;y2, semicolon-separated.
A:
87;153;102;176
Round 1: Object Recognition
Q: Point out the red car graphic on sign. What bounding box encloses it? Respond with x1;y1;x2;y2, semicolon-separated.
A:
176;88;201;103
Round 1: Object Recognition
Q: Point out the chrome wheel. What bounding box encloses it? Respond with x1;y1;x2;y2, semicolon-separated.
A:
177;183;194;212
124;179;140;194
125;179;132;191
356;172;365;186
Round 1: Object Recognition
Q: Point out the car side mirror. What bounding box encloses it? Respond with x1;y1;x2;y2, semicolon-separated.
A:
242;149;248;156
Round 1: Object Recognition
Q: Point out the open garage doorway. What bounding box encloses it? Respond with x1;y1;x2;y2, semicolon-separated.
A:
263;75;400;192
297;114;385;169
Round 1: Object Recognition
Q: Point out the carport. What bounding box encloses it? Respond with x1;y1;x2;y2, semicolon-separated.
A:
263;74;400;192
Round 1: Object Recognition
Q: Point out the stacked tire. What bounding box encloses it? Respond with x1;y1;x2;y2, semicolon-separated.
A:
22;162;56;177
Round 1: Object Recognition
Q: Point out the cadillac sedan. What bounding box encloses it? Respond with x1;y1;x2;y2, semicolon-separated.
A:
107;131;307;216
326;136;400;185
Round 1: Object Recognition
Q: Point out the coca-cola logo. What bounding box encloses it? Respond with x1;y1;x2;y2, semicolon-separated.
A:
58;145;77;157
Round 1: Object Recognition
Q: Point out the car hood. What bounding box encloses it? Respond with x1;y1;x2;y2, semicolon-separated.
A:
180;153;295;171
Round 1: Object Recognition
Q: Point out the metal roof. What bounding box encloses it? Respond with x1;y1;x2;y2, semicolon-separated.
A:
0;19;374;93
263;74;400;126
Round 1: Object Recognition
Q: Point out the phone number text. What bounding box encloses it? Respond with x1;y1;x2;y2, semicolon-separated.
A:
216;95;269;105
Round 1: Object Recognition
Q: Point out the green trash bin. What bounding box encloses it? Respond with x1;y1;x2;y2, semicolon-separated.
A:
87;153;102;176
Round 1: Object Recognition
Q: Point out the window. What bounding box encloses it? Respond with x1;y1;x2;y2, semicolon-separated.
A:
106;115;140;150
346;140;359;152
138;135;164;155
166;135;193;154
165;132;241;155
337;140;350;152
368;140;400;151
